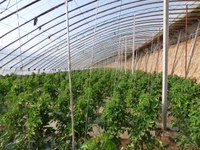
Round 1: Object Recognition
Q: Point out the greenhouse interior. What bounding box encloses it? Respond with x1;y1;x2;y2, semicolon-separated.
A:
0;0;200;149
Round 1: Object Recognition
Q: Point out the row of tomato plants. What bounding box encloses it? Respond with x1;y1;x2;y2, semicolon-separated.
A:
0;69;199;149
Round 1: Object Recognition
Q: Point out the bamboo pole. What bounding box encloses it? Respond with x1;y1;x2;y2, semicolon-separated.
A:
65;1;75;149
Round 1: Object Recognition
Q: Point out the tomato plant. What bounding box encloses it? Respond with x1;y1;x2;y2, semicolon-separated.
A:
0;69;199;149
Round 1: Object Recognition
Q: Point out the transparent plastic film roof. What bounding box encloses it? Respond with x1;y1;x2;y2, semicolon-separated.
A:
0;0;200;74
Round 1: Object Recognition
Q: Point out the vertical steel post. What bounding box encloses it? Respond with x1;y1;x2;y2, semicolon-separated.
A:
65;1;75;149
132;16;136;74
162;0;169;130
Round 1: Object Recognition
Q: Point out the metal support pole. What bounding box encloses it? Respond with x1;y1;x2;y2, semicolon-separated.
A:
125;37;127;74
65;1;75;150
132;16;136;74
162;0;169;130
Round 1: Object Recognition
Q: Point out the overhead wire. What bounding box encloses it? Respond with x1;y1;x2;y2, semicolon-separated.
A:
0;1;195;62
114;0;123;86
0;0;11;13
84;0;99;140
15;0;23;74
0;1;65;40
0;0;41;21
0;0;23;14
0;0;7;5
72;0;93;68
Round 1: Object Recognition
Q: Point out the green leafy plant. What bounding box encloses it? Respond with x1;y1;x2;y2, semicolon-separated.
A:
0;69;199;149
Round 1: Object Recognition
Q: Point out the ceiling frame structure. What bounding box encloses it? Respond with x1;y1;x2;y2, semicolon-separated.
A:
0;0;200;73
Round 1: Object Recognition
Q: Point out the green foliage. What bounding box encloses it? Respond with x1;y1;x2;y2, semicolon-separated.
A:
80;133;118;150
169;77;200;149
127;93;162;150
101;92;128;137
0;69;199;149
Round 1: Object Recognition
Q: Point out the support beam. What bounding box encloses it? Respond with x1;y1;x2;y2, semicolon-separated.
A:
149;37;154;73
162;0;169;130
125;37;127;74
185;4;188;78
120;39;123;71
171;31;182;75
37;69;40;75
118;39;121;70
145;50;150;72
132;16;136;74
137;52;142;70
186;21;200;76
155;29;161;72
135;50;139;70
65;1;75;150
0;68;2;75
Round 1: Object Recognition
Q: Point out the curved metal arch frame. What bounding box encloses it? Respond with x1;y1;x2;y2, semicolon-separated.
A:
0;0;200;71
46;30;145;70
3;7;190;69
22;24;160;70
2;10;164;68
